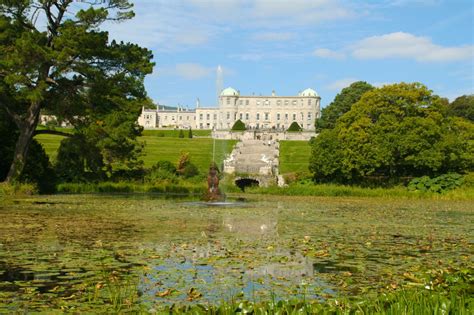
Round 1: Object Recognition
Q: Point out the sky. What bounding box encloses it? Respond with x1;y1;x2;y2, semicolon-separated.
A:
103;0;474;108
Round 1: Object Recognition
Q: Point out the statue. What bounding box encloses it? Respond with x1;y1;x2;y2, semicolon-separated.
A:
204;162;225;201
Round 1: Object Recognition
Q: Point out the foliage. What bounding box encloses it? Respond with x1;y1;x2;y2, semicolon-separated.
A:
55;135;105;182
310;83;474;184
316;81;374;132
146;160;177;182
448;94;474;122
408;173;464;193
287;121;302;132
0;0;154;182
188;128;193;138
0;182;38;196
178;129;184;138
176;152;199;178
231;119;246;131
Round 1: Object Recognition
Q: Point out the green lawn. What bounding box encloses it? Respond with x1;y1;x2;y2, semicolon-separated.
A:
279;140;312;174
35;129;311;175
35;132;235;173
139;136;236;171
35;134;65;162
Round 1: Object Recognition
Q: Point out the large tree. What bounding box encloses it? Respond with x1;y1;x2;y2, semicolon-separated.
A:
315;81;374;133
0;0;153;182
448;94;474;122
310;83;474;183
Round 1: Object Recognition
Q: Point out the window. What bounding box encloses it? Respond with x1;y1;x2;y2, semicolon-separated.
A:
199;114;203;120
308;99;312;105
308;112;312;120
240;113;243;120
246;100;249;105
277;113;280;120
277;100;281;106
214;114;217;120
226;112;230;119
226;97;230;105
292;100;297;105
264;112;269;120
264;100;269;105
285;113;288;120
293;113;296;120
206;113;210;120
179;116;182;120
245;113;249;120
285;100;289;106
256;113;260;120
257;100;260;106
239;100;243;105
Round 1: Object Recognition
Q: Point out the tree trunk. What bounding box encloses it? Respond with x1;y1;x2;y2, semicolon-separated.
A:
5;103;41;183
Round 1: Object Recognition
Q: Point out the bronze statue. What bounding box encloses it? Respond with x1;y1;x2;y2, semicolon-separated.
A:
205;162;224;201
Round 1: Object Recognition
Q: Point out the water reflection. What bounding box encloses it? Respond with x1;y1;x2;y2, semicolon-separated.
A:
222;214;278;237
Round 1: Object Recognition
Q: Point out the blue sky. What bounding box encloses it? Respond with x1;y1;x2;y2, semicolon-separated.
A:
104;0;473;108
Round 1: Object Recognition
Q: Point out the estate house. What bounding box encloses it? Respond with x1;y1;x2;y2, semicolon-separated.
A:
138;87;321;131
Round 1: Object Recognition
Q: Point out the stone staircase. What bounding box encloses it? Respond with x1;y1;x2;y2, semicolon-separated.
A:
223;139;279;176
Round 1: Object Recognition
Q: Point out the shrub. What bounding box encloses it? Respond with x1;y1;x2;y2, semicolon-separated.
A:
287;122;302;132
188;128;193;138
146;160;177;182
0;182;38;196
176;152;199;178
408;173;464;193
231;119;246;131
178;129;185;138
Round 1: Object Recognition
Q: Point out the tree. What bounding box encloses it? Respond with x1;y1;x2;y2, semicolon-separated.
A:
448;95;474;122
178;129;184;138
231;119;246;131
0;1;154;183
188;128;193;138
315;81;374;132
176;152;199;178
287;122;302;132
310;83;474;184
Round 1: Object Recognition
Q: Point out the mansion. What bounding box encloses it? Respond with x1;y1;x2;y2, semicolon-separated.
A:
138;87;321;131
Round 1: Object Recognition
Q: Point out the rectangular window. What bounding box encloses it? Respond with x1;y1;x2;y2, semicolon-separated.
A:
277;100;281;106
227;112;230;119
245;112;249;120
226;97;230;105
206;114;210;120
264;100;269;105
285;100;289;106
239;100;243;105
179;116;182;120
293;113;296;120
264;112;269;120
308;112;312;120
246;100;249;105
240;113;243;120
199;114;203;120
308;99;312;105
214;114;217;120
285;113;288;120
292;100;297;105
277;113;280;120
257;100;260;106
256;113;260;120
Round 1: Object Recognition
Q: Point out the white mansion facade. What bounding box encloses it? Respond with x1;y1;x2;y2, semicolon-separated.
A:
138;87;321;131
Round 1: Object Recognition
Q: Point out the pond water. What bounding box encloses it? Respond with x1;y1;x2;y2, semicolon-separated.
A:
0;194;472;312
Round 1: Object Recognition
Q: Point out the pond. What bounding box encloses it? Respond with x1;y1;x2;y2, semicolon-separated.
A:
0;194;472;312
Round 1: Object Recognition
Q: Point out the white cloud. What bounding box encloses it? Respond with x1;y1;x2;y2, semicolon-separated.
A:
313;48;345;60
251;32;295;42
174;63;213;80
325;78;358;91
352;32;474;62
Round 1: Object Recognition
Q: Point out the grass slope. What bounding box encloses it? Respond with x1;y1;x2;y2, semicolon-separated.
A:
279;140;311;174
35;130;235;173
